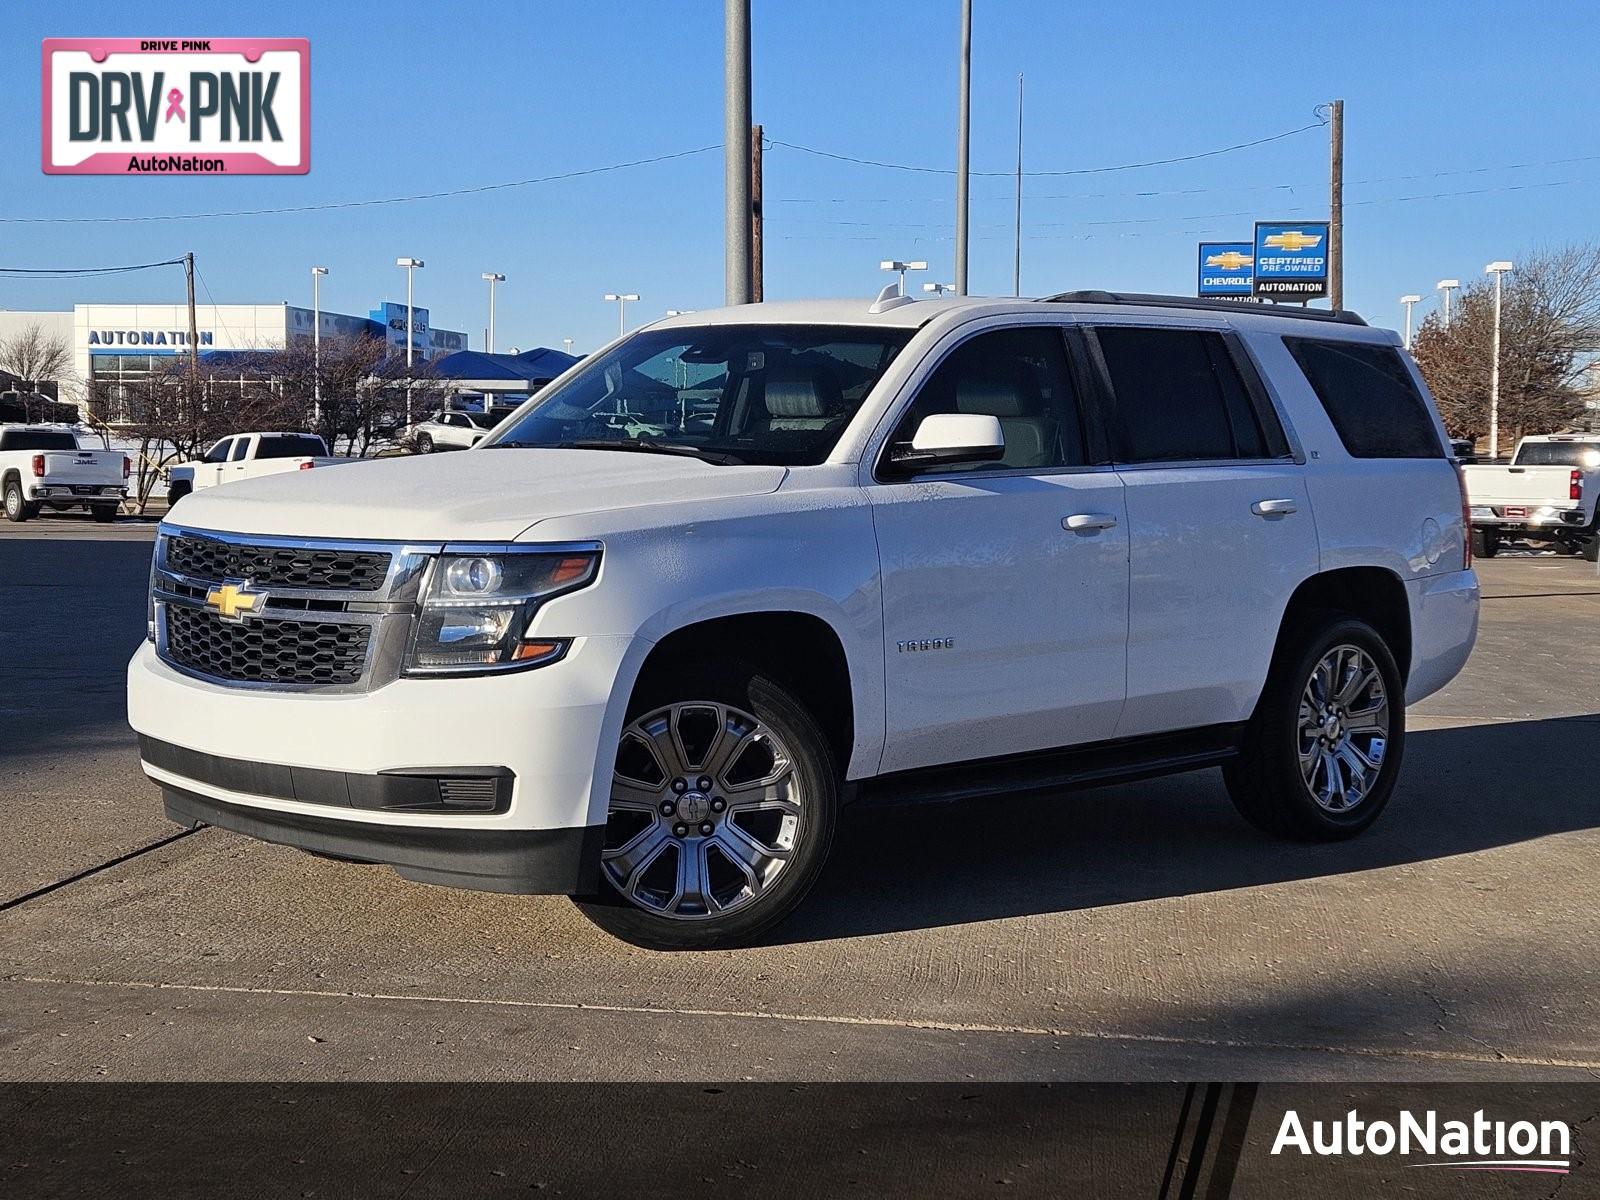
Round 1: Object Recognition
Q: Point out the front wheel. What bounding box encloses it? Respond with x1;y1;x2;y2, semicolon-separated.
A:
166;481;192;508
1224;616;1405;840
572;661;838;950
1583;535;1599;563
1472;528;1499;558
415;433;434;454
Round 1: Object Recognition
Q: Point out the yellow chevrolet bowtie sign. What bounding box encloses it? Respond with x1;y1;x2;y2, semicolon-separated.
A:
1205;251;1254;271
1263;230;1324;252
206;583;264;621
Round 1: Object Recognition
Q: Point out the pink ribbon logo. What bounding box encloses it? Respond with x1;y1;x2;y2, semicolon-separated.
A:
164;88;185;123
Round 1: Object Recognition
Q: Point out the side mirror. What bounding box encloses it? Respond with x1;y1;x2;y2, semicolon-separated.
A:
888;413;1006;472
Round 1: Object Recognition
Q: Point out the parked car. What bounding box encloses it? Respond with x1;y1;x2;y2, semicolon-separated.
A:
407;410;493;453
1460;434;1600;559
128;292;1479;949
0;424;127;522
166;432;351;507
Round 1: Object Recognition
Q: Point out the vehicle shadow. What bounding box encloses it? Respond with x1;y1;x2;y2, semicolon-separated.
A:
772;714;1600;944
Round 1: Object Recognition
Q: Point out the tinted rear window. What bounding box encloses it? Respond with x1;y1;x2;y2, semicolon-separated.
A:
1284;337;1444;459
0;429;78;451
1513;441;1600;467
254;435;327;459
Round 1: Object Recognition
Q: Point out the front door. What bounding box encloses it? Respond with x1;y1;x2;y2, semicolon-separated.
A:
867;323;1129;775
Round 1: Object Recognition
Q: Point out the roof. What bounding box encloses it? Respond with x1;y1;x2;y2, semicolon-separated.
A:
431;347;579;384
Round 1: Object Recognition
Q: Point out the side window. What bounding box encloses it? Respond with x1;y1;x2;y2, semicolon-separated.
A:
1092;326;1272;463
887;326;1086;473
229;438;252;461
1284;337;1444;459
203;439;233;464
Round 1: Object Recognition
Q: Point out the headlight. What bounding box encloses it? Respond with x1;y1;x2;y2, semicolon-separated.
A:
404;549;598;675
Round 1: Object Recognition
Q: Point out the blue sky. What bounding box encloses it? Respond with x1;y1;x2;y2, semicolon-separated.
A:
4;0;1597;351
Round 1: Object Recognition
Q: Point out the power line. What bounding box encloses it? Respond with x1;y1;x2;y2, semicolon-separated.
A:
0;258;186;276
764;116;1327;179
0;146;721;226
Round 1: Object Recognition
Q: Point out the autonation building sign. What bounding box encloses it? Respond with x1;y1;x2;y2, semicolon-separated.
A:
42;38;309;175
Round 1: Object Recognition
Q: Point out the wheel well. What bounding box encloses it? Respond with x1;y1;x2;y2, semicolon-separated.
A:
1278;567;1412;680
2;469;19;489
636;612;855;769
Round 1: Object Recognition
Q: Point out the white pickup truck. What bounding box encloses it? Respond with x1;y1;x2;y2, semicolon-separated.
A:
167;432;350;507
0;424;128;523
1461;434;1600;560
128;292;1479;949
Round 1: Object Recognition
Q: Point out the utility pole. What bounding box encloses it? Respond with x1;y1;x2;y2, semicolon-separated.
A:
183;252;200;380
750;124;764;302
954;0;972;295
724;0;753;305
1013;73;1024;297
1329;98;1344;310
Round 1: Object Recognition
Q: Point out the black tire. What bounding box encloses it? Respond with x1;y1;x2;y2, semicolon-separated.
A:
416;433;434;454
1224;615;1405;841
90;504;117;524
3;479;30;523
166;482;192;508
1583;535;1599;563
572;660;839;950
1472;528;1499;558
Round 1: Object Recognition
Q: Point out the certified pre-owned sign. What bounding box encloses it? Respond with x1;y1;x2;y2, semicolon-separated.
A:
42;38;309;175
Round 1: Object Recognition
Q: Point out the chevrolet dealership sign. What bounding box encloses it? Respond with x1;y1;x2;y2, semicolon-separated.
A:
42;38;309;174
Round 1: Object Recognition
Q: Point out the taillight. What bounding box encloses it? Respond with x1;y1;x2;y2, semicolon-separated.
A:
299;461;315;470
30;454;44;477
1571;469;1582;503
1456;463;1472;569
123;456;131;480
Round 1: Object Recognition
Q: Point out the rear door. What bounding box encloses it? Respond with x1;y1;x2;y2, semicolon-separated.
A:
866;321;1129;773
226;435;255;484
1082;322;1320;738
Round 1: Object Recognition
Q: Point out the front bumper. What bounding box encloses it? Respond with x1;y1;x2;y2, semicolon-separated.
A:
162;783;603;894
128;633;643;890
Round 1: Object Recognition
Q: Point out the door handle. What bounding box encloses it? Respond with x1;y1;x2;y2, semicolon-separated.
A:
1063;512;1118;531
1251;498;1298;517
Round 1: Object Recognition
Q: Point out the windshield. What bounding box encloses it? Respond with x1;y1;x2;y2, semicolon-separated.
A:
486;324;913;466
0;429;79;451
1513;440;1600;467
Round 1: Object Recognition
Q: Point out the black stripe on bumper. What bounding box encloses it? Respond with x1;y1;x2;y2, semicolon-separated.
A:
161;784;603;895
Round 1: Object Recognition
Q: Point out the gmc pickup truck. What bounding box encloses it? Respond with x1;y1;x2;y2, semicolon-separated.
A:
128;292;1479;949
0;424;128;522
1461;434;1600;559
167;431;350;507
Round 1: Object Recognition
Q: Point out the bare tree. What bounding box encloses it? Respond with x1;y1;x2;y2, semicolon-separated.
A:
0;323;75;422
1412;243;1600;445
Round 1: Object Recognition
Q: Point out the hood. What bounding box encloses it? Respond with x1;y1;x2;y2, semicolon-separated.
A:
167;449;789;542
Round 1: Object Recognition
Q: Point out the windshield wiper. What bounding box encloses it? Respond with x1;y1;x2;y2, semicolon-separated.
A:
555;438;744;466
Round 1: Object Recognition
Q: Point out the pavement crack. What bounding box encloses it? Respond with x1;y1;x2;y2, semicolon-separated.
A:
0;827;200;914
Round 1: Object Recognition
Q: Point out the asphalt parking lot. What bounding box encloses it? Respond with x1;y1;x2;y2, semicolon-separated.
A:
2;517;1598;1082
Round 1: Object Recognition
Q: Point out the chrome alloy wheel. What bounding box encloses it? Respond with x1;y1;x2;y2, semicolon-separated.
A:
1297;644;1391;812
603;702;803;920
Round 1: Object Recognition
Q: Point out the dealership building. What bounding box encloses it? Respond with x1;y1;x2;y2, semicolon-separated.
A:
0;301;467;418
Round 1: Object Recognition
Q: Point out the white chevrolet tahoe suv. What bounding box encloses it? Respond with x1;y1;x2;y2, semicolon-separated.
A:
128;292;1480;949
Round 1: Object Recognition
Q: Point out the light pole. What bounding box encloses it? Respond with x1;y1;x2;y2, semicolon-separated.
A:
604;293;639;338
923;281;957;296
310;266;328;428
1400;294;1422;349
481;272;505;353
1485;260;1513;460
563;338;574;357
1436;278;1460;329
879;260;927;295
396;257;424;423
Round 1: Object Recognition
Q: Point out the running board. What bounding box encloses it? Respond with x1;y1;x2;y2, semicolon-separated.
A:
857;724;1246;808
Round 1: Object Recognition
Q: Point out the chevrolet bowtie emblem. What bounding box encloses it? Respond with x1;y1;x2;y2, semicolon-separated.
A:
1263;230;1323;252
205;581;265;621
1206;251;1254;270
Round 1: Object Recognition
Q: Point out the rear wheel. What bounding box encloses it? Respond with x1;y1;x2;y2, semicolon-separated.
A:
1224;616;1404;840
4;480;30;523
91;503;117;524
572;661;838;950
1472;528;1499;558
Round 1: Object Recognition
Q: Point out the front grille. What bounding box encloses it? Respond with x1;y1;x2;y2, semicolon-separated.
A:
165;605;371;686
167;535;391;591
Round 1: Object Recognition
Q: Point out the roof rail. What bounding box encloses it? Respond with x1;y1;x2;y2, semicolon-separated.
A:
1040;290;1367;326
